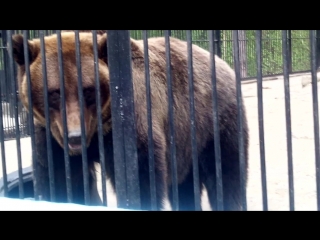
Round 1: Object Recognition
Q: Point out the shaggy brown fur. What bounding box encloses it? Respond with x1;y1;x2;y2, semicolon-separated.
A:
10;31;249;210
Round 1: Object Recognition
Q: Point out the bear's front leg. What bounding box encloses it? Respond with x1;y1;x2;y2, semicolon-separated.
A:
33;125;102;206
33;124;73;203
33;124;52;201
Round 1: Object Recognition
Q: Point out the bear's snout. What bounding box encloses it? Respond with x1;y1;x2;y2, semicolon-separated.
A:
68;130;82;150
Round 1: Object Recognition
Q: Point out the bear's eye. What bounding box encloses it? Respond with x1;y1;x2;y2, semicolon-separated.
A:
83;87;96;106
48;90;60;110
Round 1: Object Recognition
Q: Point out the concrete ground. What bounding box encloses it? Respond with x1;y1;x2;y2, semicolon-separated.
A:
0;72;319;210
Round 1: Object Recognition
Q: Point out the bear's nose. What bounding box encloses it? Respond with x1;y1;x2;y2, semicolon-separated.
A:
68;131;82;146
68;136;82;145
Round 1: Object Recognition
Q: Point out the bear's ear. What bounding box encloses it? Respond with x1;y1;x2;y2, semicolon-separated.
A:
97;33;143;65
96;30;107;35
97;33;108;65
130;39;144;59
11;34;39;66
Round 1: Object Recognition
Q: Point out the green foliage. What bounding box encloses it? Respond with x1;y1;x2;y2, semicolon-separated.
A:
0;30;312;79
130;30;311;78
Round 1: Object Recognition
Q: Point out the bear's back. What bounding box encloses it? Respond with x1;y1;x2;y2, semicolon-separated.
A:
129;37;239;183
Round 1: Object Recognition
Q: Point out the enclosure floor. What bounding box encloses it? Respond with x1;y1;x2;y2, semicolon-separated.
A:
1;72;319;211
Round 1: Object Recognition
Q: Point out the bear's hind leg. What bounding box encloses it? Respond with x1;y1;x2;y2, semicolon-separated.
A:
137;131;168;211
200;133;248;211
167;169;203;211
138;159;167;211
198;139;218;211
219;111;249;211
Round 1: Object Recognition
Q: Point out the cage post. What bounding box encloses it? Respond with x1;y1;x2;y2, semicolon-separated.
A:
282;30;295;211
22;30;39;200
287;30;293;73
209;30;224;210
74;30;90;205
0;30;8;196
255;30;268;210
39;30;55;202
165;30;179;211
214;30;222;58
142;30;157;210
7;30;24;199
107;30;141;210
56;30;73;203
310;30;320;211
1;30;14;118
92;30;108;206
232;30;247;210
186;30;201;211
316;30;320;70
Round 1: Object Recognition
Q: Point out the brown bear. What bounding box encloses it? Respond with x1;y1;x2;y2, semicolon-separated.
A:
10;31;249;211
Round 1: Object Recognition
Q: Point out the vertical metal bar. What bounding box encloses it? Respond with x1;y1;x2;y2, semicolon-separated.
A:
282;30;294;211
74;30;90;205
208;30;224;210
56;30;73;202
7;30;24;198
310;30;320;210
34;30;39;39
287;30;292;74
92;30;107;206
164;30;179;210
214;30;222;58
22;30;39;200
186;30;201;211
232;30;247;211
142;30;157;210
107;30;140;209
2;30;12;126
255;30;268;211
315;30;320;70
120;31;140;209
107;30;127;208
39;30;55;201
0;31;8;197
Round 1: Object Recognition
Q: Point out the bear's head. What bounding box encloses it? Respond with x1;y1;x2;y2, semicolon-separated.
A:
10;32;111;156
